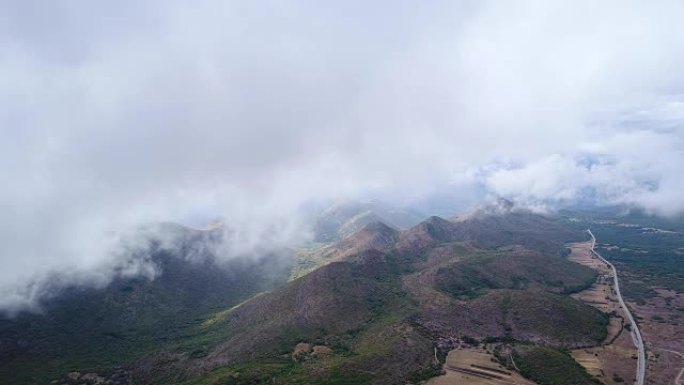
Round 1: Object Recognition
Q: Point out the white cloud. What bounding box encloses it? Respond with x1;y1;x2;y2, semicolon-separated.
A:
481;127;684;214
1;0;684;311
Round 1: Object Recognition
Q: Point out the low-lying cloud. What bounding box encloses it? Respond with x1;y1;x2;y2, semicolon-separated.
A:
2;0;684;312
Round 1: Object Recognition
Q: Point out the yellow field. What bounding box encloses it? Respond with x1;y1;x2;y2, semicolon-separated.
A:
427;348;536;385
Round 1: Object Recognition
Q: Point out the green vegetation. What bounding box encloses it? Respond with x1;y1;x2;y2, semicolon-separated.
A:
474;290;608;347
180;318;436;385
435;249;597;299
513;346;602;385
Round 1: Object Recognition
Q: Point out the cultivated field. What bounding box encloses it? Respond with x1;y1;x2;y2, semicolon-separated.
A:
427;347;536;385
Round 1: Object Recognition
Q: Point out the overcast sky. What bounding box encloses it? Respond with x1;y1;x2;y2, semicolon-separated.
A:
2;0;684;312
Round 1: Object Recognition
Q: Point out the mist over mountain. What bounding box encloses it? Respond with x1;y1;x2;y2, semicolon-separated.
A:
1;205;602;384
2;2;684;383
3;1;684;312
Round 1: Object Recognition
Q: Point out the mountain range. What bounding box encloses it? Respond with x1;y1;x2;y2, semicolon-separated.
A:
0;201;609;385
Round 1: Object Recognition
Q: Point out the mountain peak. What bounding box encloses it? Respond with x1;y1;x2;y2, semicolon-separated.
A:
396;216;466;253
313;200;423;242
358;220;398;235
335;221;399;255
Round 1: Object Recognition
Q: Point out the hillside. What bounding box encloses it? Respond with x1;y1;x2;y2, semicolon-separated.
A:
131;250;436;385
292;221;400;278
451;200;583;254
395;208;583;256
434;247;597;299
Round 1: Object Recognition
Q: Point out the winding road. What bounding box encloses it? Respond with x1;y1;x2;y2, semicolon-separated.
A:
587;229;645;385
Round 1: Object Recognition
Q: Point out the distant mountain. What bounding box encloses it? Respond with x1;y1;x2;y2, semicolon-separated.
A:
395;215;468;253
322;221;400;262
311;199;425;242
392;201;581;256
302;202;582;275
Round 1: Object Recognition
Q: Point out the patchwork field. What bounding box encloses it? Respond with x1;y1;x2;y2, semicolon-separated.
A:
567;241;638;385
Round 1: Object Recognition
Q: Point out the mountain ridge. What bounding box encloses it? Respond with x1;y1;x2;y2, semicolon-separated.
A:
123;210;601;384
1;207;603;385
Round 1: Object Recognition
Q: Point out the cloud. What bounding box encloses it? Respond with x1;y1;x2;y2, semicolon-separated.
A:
480;108;684;214
1;0;684;311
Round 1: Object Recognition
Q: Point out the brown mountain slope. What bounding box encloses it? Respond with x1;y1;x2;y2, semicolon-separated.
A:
131;250;436;384
395;216;468;253
411;287;607;348
291;221;400;278
402;245;605;348
299;208;583;279
317;221;399;263
127;213;604;385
